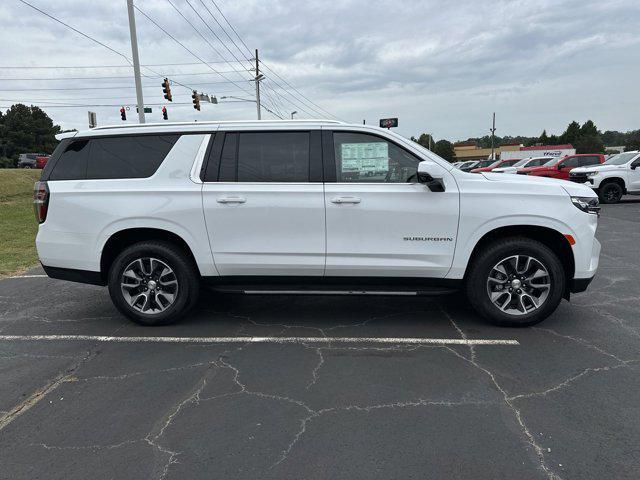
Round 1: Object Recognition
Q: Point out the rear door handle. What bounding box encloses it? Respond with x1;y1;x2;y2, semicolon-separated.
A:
217;196;246;204
331;196;361;204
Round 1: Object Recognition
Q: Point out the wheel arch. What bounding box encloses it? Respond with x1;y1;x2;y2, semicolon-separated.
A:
464;225;575;297
599;177;626;194
100;228;200;282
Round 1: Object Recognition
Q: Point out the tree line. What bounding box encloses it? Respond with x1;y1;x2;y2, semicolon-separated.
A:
413;119;640;162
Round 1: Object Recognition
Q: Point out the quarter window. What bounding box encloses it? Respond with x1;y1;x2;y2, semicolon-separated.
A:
237;132;310;182
333;132;420;183
49;140;89;180
87;135;179;179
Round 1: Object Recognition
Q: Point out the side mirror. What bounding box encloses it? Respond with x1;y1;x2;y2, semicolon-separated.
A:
557;163;564;170
417;160;446;192
631;161;639;170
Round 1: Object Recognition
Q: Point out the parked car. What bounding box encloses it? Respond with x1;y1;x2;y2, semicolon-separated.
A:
454;161;475;170
458;161;480;172
519;154;605;179
470;158;520;173
570;151;640;203
35;156;50;169
35;120;600;327
18;153;45;168
492;156;553;174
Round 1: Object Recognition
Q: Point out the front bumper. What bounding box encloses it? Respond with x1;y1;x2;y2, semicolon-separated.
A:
569;275;595;293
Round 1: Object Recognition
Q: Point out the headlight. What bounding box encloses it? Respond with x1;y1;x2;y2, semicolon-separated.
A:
585;171;599;177
571;196;600;215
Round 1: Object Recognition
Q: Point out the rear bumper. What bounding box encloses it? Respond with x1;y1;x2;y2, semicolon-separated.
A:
42;264;105;286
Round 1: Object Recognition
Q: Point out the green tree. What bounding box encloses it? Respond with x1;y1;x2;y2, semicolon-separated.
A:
559;121;581;145
539;129;549;144
411;133;435;150
624;130;640;151
0;104;61;166
574;135;605;154
580;120;599;137
433;139;455;162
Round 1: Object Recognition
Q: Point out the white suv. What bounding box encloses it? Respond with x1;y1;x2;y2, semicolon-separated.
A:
34;120;601;327
570;151;640;204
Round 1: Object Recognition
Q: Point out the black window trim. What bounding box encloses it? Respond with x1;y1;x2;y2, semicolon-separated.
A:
43;132;206;182
323;128;426;184
201;129;324;183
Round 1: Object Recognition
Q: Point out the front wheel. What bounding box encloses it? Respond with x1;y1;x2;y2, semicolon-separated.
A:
598;182;623;204
108;241;200;326
466;237;565;327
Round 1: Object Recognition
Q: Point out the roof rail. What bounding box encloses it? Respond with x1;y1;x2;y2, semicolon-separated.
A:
91;119;343;131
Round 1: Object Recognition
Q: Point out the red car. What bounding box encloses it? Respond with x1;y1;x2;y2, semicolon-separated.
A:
519;154;605;179
470;158;521;173
35;156;50;169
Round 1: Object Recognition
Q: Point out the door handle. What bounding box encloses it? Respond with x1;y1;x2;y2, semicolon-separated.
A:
217;196;246;204
331;196;361;204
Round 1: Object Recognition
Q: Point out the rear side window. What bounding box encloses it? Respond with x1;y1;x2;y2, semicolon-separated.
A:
49;140;90;180
87;135;179;179
237;132;310;182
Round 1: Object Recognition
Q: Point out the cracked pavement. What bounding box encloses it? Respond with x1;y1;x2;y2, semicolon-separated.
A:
0;199;638;479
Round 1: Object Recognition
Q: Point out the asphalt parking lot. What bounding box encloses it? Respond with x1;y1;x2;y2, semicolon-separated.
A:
0;198;638;480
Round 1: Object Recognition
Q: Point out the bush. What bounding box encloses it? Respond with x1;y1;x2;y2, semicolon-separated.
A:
0;157;16;168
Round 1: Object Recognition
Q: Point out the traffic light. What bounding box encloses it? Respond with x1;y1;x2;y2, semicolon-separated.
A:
192;90;200;111
162;106;168;120
120;107;126;121
162;78;172;102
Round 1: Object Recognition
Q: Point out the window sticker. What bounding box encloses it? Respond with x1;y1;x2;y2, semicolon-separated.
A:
340;142;389;174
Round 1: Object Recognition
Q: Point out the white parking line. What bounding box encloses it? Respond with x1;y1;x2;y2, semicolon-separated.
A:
4;275;48;279
0;334;519;345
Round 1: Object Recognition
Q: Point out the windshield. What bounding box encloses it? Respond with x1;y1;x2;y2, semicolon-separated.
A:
475;160;496;168
604;152;638;165
513;158;531;167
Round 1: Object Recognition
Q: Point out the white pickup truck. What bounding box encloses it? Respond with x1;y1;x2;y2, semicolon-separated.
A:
570;151;640;203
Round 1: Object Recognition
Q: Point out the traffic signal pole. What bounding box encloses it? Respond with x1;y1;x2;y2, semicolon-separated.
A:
127;0;145;124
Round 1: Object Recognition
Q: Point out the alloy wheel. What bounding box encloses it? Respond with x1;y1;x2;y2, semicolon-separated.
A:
120;257;179;314
486;255;551;316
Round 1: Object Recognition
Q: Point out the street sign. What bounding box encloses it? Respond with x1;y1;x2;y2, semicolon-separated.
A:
379;118;398;129
136;107;153;113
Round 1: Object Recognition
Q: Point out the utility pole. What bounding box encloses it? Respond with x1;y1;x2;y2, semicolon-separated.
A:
127;0;145;124
254;49;262;120
490;112;496;160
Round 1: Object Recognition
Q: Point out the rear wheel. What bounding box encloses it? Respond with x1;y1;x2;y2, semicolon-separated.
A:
108;241;199;325
598;182;623;204
466;237;565;327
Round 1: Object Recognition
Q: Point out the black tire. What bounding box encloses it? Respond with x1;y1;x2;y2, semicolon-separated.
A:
598;182;623;204
108;240;200;326
465;237;565;327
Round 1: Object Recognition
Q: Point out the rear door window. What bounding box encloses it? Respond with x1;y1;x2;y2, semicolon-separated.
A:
49;140;90;180
87;134;179;179
237;132;310;182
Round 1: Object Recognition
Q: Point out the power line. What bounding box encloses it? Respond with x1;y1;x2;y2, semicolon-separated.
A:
260;61;340;120
0;82;250;91
133;4;254;96
16;0;133;67
0;99;253;109
0;70;257;81
208;0;253;58
196;0;252;63
182;0;253;69
0;60;249;69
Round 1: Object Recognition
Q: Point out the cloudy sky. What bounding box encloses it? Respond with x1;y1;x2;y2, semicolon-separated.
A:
1;0;639;141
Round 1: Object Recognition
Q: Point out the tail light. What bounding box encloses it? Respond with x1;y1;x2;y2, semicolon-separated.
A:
34;181;49;224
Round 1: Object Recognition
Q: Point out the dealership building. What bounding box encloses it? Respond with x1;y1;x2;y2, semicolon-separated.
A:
454;142;576;161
